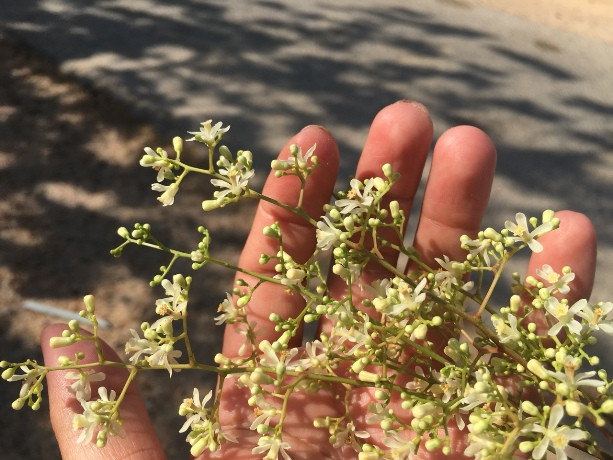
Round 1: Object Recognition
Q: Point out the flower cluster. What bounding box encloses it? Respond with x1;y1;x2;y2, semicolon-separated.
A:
3;121;613;460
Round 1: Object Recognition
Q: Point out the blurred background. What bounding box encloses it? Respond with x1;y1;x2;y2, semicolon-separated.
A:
1;0;612;458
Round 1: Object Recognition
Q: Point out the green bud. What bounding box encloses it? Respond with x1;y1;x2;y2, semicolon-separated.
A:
262;225;280;238
172;136;183;154
542;209;555;223
190;438;208;458
600;399;613;414
116;227;130;239
527;359;549;380
12;398;25;410
83;294;96;313
202;199;220;211
521;400;540;416
49;335;76;348
519;441;535;453
425;438;442;451
2;367;16;380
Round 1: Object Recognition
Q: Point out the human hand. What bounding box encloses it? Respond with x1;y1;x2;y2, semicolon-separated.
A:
41;101;597;459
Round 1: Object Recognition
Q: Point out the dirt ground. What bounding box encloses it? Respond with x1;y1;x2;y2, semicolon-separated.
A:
0;34;252;458
1;2;612;459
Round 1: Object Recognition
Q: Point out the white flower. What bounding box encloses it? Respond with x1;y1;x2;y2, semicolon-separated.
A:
295;339;332;373
491;313;521;343
5;365;44;398
155;278;187;319
125;330;182;376
210;155;255;204
274;267;307;287
214;292;240;325
544;298;584;337
578;301;613;334
460;234;493;266
531;405;588;460
504;212;553;252
151;182;178;206
546;362;604;396
380;277;427;317
258;340;299;371
433;255;470;293
64;369;106;401
536;264;575;294
187;120;230;146
147;343;182;376
332;421;370;451
286;143;316;170
73;387;125;445
179;388;213;433
335;178;376;215
249;394;278;431
316;215;343;250
140;146;172;182
252;435;292;460
382;431;416;459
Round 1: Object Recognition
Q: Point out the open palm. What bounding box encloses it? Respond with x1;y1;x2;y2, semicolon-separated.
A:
42;101;596;460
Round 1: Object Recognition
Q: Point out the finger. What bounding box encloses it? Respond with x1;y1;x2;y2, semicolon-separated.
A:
222;126;339;356
355;101;433;270
41;324;165;460
525;210;596;302
326;101;433;297
523;211;596;335
412;126;496;268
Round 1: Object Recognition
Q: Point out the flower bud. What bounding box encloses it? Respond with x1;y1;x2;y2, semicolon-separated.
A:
49;335;76;348
172;136;183;154
527;359;549;380
424;439;442;452
202;199;220;211
521;400;540;416
565;400;586;417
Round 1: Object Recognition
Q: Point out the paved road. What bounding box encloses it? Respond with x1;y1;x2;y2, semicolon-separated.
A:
3;0;613;318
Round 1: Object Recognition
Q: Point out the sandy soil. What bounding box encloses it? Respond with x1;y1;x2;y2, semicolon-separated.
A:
0;34;248;458
1;1;612;458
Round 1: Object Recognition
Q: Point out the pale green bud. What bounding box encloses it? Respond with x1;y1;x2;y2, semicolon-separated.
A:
172;136;183;154
412;402;435;419
49;335;76;348
1;367;16;380
343;216;354;232
599;399;613;413
374;390;388;401
412;323;428;340
190;438;208;457
425;438;442;451
382;163;393;178
527;359;549;380
521;400;540;416
519;441;535;453
483;227;502;242
542;209;555;224
565;400;586;416
12;398;25;410
271;159;290;170
372;177;386;191
389;200;400;219
83;294;96;313
202;199;220;211
262;225;280;238
358;370;379;383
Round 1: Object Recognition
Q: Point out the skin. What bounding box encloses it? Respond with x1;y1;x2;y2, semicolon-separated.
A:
41;101;597;459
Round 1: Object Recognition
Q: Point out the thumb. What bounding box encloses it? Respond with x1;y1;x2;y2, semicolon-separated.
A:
41;324;166;460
